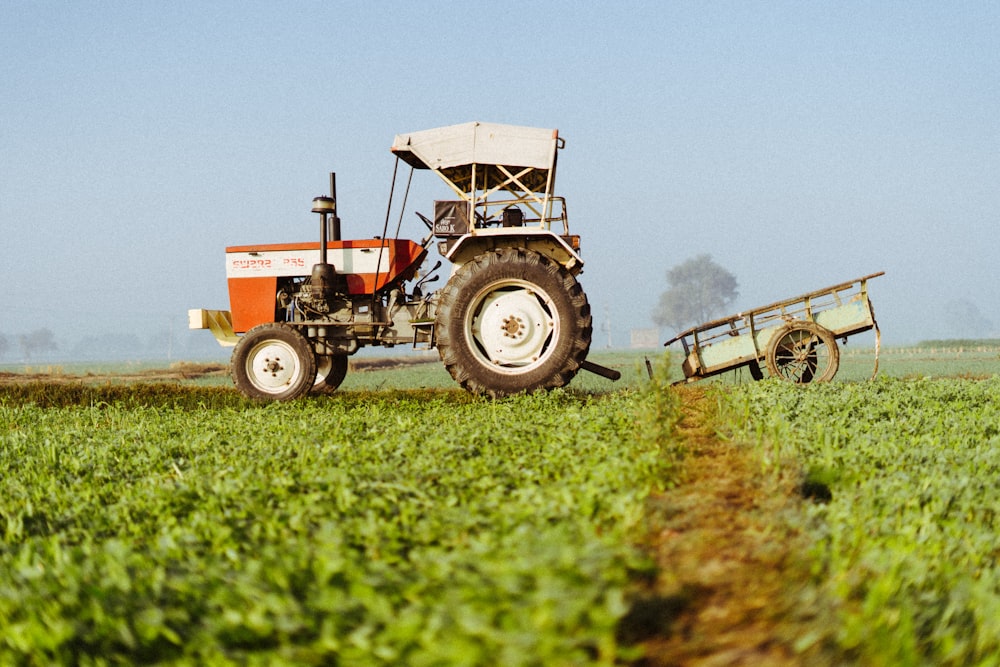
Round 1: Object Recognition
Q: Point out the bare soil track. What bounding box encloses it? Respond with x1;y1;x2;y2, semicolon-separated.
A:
0;362;229;385
0;357;438;386
631;386;839;666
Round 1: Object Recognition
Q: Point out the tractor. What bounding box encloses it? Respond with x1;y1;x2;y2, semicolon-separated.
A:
189;121;620;400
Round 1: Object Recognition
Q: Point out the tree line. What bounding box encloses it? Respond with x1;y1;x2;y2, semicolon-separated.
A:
0;328;58;362
1;258;741;364
0;327;229;363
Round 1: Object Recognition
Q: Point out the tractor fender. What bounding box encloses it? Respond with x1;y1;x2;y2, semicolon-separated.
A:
441;228;583;274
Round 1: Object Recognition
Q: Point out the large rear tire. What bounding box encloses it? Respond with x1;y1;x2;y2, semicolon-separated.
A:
231;323;316;401
435;248;592;398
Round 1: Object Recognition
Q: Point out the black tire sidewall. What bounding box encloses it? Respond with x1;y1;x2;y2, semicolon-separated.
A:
436;248;591;397
231;323;317;400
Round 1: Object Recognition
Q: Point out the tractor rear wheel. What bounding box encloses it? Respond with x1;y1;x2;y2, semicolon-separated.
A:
435;248;592;398
313;354;348;393
765;321;839;383
231;323;316;401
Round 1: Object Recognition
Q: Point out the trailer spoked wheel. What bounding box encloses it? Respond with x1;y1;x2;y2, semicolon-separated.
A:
313;354;348;393
435;248;592;398
765;321;839;383
231;323;317;401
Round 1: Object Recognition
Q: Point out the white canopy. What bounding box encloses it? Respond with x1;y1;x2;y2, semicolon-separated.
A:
390;121;566;229
391;122;560;173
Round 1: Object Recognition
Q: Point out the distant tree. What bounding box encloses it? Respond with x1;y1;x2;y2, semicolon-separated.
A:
943;299;994;338
652;254;738;332
18;328;58;361
71;333;144;360
147;327;175;360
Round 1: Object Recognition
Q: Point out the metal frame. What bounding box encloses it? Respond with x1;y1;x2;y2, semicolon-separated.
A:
391;122;568;233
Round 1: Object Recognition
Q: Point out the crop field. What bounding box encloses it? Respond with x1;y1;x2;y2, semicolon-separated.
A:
721;378;1000;665
0;362;677;665
2;348;1000;665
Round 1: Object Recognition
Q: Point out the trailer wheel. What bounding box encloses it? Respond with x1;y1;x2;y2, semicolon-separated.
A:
435;248;592;398
313;354;348;393
765;321;839;383
231;323;316;401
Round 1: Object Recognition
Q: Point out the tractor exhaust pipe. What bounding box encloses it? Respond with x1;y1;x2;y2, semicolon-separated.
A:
308;175;347;303
328;172;341;242
312;172;342;265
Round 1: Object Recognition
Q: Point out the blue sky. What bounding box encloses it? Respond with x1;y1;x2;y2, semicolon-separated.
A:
2;1;998;357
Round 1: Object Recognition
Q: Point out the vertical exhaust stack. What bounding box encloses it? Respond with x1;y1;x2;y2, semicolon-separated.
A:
308;173;345;304
328;173;341;243
311;172;340;263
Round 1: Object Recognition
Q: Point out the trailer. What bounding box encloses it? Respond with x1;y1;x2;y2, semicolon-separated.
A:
664;272;884;384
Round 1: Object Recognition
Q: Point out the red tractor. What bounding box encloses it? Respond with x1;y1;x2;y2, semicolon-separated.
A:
190;122;619;400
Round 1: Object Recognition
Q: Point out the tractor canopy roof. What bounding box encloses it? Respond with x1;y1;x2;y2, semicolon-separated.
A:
390;122;561;194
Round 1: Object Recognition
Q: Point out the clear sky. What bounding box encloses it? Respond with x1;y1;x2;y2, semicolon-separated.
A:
2;1;997;358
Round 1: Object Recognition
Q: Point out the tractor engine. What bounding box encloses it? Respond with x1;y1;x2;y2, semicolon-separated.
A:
295;262;348;316
275;263;355;327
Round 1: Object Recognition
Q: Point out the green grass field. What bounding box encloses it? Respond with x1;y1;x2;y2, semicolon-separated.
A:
2;346;1000;664
722;378;1000;665
0;369;679;665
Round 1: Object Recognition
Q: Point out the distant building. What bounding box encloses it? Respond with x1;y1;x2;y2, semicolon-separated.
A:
630;328;660;349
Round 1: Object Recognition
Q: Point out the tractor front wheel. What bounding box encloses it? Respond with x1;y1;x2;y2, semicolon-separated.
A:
231;323;316;401
435;248;592;398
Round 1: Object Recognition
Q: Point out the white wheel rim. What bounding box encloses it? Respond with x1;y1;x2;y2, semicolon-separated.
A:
245;339;304;394
466;279;558;373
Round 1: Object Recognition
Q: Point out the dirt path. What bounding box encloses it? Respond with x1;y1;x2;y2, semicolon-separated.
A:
0;357;435;386
0;362;229;385
630;386;838;666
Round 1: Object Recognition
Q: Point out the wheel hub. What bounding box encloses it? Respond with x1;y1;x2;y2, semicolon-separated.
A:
472;286;555;367
247;341;301;392
502;316;524;338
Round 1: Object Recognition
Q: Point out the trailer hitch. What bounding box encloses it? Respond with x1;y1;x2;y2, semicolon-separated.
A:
579;359;621;381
